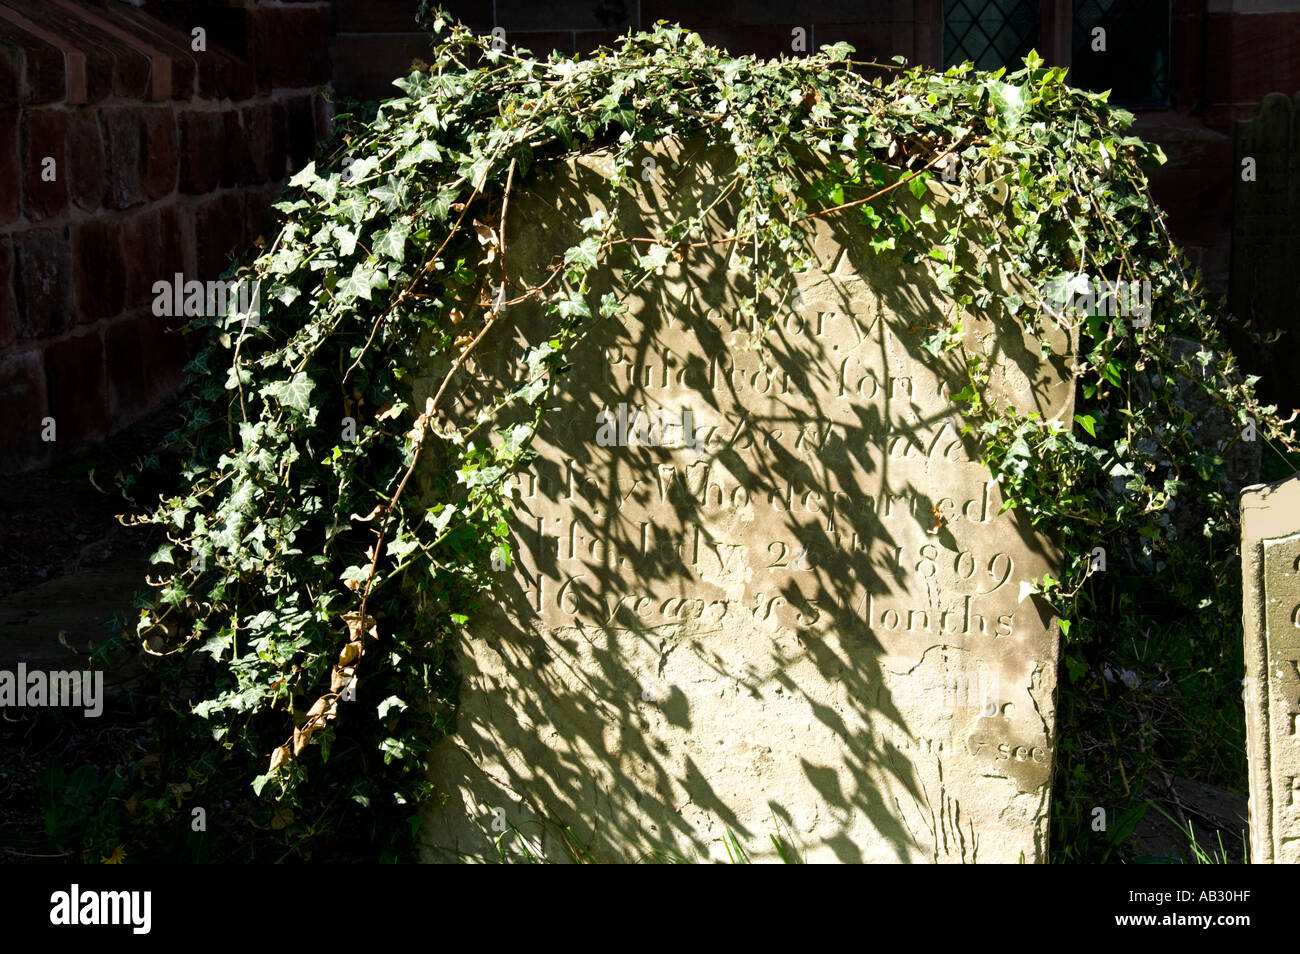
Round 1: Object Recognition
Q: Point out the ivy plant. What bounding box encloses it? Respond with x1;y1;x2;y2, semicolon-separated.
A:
120;10;1297;860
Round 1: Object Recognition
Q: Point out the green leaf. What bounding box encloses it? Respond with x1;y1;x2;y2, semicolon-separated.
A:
557;291;591;320
374;223;410;262
1073;413;1097;437
337;265;380;303
262;373;315;413
287;160;318;190
986;79;1029;129
565;236;602;270
638;243;671;271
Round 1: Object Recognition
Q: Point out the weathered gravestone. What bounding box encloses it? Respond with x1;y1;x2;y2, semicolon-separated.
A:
417;140;1076;863
1231;92;1300;413
1242;475;1300;864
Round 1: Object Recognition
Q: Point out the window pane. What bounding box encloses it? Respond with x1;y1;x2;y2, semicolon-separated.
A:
944;0;1041;71
1072;0;1171;108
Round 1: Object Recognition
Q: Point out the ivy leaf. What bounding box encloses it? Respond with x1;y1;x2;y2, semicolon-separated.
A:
1073;413;1097;437
557;292;591;320
500;423;533;457
287;160;318;190
337;265;380;302
986;79;1029;129
386;536;421;560
333;224;360;257
638;243;671;271
565;236;602;270
425;504;456;535
335;194;368;224
599;292;627;319
369;177;406;211
307;173;340;204
425;188;457;222
262;372;315;413
374;223;410;263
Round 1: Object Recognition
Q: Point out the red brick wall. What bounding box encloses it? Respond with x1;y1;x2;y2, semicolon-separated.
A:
0;0;332;474
6;1;1300;472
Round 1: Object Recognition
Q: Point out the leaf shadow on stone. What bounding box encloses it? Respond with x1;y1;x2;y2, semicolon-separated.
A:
417;138;1070;863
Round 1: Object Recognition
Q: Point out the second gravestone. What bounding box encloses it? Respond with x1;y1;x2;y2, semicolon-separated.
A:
419;141;1076;862
1242;475;1300;863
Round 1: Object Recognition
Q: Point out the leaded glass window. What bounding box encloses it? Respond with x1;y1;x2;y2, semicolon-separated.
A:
943;0;1040;71
1071;0;1171;108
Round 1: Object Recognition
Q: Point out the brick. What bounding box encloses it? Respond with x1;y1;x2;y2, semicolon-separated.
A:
697;25;815;58
80;41;117;105
0;236;15;349
72;218;126;323
159;203;190;293
255;6;332;88
194;45;232;102
313;92;334;145
195;192;245;278
0;39;21;104
0;109;18;224
121;208;162;310
13;228;74;339
21;108;68;221
222;110;245;188
101;107;144;210
242;100;287;183
105;40;151;101
179;110;225;194
0;349;49;468
43;330;108;446
0;20;63;105
142;106;178;199
329;33;437;101
1214;13;1300;105
105;309;186;426
6;0;120;102
285;95;318;170
105;7;199;101
67;108;105;212
243;184;280;249
1147;168;1233;232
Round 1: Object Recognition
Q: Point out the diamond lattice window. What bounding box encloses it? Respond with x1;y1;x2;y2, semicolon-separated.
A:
1071;0;1171;108
943;0;1041;71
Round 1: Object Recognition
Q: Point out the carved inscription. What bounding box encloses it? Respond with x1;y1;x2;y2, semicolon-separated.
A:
421;139;1071;863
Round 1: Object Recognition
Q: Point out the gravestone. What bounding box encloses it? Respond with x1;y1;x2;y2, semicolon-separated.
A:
1231;92;1300;413
1241;475;1300;864
417;140;1076;863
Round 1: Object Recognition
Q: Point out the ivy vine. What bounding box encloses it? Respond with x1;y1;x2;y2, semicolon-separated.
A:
119;10;1298;860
